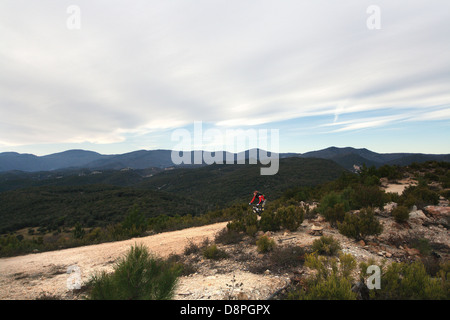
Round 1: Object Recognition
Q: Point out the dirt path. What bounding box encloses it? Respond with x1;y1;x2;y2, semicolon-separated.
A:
0;222;229;300
382;178;417;195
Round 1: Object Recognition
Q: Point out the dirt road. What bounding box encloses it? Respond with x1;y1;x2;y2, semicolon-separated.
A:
0;222;229;300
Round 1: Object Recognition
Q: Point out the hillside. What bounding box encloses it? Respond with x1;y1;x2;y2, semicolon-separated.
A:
0;178;448;300
138;157;346;205
0;157;345;236
300;146;450;169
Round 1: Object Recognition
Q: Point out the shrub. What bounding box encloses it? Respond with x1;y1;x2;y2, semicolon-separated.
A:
269;245;306;271
214;228;245;245
351;185;386;209
392;205;409;223
312;236;341;256
411;237;432;256
73;222;85;240
400;185;439;209
338;208;383;241
202;244;228;260
256;235;276;253
370;261;449;300
259;209;281;232
121;205;147;237
318;191;350;215
87;244;179;300
288;253;357;300
278;205;304;231
322;203;346;228
227;211;259;235
183;239;200;256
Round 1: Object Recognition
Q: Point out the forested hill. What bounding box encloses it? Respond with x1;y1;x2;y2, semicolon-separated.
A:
0;157;345;234
1;147;449;172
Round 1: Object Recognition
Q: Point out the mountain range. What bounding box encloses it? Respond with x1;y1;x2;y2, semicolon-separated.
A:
0;147;449;172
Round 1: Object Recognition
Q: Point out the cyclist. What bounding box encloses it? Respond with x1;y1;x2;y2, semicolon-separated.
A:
249;190;266;214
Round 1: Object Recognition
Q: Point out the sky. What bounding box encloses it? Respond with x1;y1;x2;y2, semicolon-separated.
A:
0;0;449;156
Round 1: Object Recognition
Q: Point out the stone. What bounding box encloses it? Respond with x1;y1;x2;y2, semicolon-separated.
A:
405;247;420;256
423;206;450;218
409;210;428;221
309;225;323;236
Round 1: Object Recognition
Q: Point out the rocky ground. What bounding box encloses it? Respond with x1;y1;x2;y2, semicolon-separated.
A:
0;179;448;300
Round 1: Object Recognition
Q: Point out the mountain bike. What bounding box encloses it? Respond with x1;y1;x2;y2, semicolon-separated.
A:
250;202;265;215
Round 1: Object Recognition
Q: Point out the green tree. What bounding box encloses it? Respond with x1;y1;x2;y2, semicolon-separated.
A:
73;222;85;240
392;205;409;223
122;205;147;237
338;208;383;241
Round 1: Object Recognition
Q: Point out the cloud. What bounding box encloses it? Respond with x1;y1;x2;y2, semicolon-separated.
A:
0;0;449;148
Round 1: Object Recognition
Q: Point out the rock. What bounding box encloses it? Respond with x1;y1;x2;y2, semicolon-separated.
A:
423;206;450;218
404;247;420;256
384;202;397;213
409;210;428;221
313;215;326;223
309;225;323;236
358;240;366;246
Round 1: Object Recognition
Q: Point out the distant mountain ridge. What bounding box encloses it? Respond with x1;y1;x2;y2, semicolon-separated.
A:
0;146;449;172
299;147;450;169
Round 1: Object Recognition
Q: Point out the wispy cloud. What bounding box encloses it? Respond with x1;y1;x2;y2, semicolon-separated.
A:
0;1;449;153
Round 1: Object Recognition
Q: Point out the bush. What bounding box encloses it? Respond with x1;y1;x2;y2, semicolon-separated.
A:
392;205;409;223
351;185;386;209
121;205;147;237
312;236;341;256
318;191;350;216
269;245;306;271
278;205;304;231
215;228;245;245
288;253;357;300
369;261;449;300
227;210;259;236
202;244;228;260
338;208;383;241
87;244;179;300
259;209;281;232
256;235;276;253
322;203;346;228
400;185;439;209
73;222;85;240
